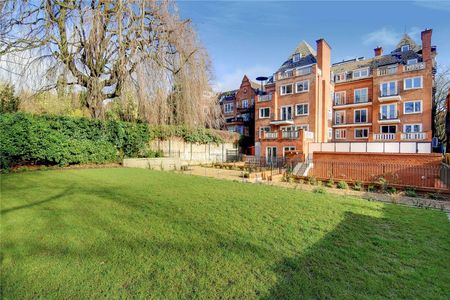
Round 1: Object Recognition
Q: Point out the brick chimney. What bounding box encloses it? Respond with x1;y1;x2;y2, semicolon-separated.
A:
421;28;432;62
374;46;383;56
316;38;332;142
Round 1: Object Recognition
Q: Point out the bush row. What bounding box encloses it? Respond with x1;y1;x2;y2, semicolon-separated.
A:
0;113;224;169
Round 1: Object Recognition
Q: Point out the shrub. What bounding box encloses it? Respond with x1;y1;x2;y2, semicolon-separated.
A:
367;185;376;192
386;186;397;194
352;181;363;191
404;189;417;198
325;178;334;188
337;180;348;189
307;176;317;185
0;113;225;169
313;186;326;194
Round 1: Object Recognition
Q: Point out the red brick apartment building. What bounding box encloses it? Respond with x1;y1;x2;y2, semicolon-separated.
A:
219;75;259;152
447;88;450;152
254;39;332;160
331;29;435;143
254;29;436;159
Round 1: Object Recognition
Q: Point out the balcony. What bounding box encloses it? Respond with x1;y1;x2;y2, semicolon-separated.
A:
296;67;312;76
258;94;272;102
281;131;299;139
404;62;425;72
379;111;400;123
373;133;397;140
333;99;372;108
401;132;427;140
379;92;401;102
270;118;294;125
377;65;398;76
263;131;278;139
334;97;346;106
278;70;294;80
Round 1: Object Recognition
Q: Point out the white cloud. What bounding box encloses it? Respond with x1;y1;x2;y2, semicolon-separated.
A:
212;65;273;92
362;27;424;48
414;0;450;12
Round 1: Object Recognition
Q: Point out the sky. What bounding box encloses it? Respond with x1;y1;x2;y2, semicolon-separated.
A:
177;0;450;92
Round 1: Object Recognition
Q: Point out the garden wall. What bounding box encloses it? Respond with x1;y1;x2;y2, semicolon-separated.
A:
149;137;236;162
309;152;445;189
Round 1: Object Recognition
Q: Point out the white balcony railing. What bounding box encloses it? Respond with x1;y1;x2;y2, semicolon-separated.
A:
264;131;278;139
404;62;425;72
258;94;272;102
377;66;398;76
296;67;312;76
281;131;299;139
401;132;427;140
334;97;346;106
373;133;396;140
278;70;294;80
304;131;314;140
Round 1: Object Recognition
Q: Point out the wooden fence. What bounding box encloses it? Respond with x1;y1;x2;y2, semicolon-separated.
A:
309;161;449;189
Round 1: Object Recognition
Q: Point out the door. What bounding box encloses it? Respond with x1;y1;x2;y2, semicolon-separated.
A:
267;147;277;162
280;106;293;120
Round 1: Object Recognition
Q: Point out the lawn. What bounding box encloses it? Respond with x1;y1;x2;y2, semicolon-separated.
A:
1;168;449;299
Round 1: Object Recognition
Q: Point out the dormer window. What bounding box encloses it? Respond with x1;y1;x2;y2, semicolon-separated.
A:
352;68;369;79
407;58;418;65
401;44;410;52
293;53;301;62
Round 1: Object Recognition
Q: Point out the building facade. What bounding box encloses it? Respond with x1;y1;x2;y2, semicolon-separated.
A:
331;29;436;143
253;28;436;159
254;39;332;160
219;75;258;153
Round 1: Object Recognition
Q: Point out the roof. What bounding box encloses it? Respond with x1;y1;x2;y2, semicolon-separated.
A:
331;33;423;74
393;34;420;52
277;40;317;73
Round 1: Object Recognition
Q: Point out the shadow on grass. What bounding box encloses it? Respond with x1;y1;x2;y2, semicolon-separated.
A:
264;206;450;299
1;185;74;216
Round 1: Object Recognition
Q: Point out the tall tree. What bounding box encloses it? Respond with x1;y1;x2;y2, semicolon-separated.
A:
1;0;219;124
433;65;450;144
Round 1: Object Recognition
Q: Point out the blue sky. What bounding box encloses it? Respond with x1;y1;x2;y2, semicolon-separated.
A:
177;0;450;91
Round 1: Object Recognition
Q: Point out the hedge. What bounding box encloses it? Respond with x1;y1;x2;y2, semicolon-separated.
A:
0;113;226;169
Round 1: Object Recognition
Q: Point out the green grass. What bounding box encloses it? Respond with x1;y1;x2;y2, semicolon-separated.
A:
1;168;450;299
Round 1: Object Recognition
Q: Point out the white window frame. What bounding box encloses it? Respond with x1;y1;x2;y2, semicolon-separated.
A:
407;58;418;65
401;44;410;52
295;103;309;116
280;84;293;95
328;128;333;140
403;123;422;133
380;81;397;97
295;80;310;93
259;107;270;119
354;108;368;123
259;126;270;138
335;111;346;124
280;105;293;120
404;76;423;90
335;129;346;140
354;88;369;103
283;146;296;157
380;103;397;119
241;99;249;108
335;73;345;82
334;91;346;105
354;128;369;139
224;103;233;113
296;124;309;131
403;100;422;114
293;53;301;62
380;125;397;134
352;68;369;79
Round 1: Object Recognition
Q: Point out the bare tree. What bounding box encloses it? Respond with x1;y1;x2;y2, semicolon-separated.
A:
1;0;219;123
433;65;450;143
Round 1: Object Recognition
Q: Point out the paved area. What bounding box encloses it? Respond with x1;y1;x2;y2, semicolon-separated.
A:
178;166;450;212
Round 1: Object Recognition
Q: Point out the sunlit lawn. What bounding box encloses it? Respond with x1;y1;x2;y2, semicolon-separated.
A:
1;168;449;299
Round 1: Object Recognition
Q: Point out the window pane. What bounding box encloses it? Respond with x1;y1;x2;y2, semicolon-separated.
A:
413;77;421;87
415;102;421;111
